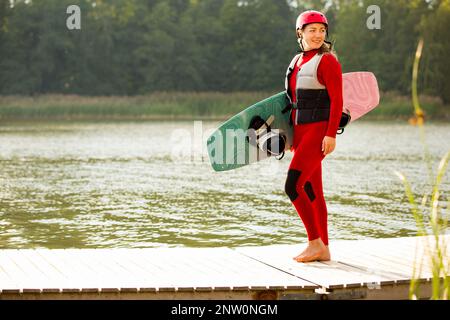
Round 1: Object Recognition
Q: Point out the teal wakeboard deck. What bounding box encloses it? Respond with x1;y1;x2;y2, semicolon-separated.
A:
207;72;379;172
206;92;292;172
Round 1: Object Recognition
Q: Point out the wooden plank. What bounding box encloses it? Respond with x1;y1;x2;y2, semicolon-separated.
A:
4;236;443;297
165;247;316;289
234;245;396;289
21;250;67;279
154;248;216;289
375;243;435;270
25;249;82;293
72;249;142;291
150;248;236;289
35;249;82;291
404;235;450;265
153;249;222;290
332;235;448;280
395;235;450;278
333;250;414;277
96;248;171;291
326;236;446;289
319;260;398;286
77;248;146;291
332;242;421;275
312;260;395;288
332;237;415;262
0;250;42;292
0;247;317;294
331;248;417;283
37;249;88;289
135;248;212;290
106;249;167;292
37;249;101;290
373;246;434;274
352;235;449;258
0;253;21;291
4;249;60;293
21;249;75;292
202;247;318;289
234;235;448;290
334;235;450;281
136;247;317;290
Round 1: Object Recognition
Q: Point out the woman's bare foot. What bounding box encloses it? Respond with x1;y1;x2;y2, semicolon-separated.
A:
292;248;308;261
293;238;330;263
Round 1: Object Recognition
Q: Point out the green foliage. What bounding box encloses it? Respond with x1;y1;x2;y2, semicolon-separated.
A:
0;0;449;105
420;0;450;103
335;0;428;93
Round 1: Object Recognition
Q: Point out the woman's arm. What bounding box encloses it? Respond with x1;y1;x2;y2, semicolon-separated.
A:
317;53;343;139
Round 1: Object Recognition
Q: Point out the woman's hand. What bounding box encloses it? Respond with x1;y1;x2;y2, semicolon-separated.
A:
322;136;336;156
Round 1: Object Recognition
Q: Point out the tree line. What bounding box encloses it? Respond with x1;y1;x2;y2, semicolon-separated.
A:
0;0;449;103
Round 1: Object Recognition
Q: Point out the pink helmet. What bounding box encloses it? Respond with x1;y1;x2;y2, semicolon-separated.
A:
295;10;328;31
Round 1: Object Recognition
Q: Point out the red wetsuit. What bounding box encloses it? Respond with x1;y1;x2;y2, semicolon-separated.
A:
285;48;343;246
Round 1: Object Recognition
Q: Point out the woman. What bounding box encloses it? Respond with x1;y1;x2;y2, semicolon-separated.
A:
284;10;343;263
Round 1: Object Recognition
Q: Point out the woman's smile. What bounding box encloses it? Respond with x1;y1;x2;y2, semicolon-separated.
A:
298;22;327;51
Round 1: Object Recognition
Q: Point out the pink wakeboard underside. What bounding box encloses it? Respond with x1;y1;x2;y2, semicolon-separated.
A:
343;72;380;122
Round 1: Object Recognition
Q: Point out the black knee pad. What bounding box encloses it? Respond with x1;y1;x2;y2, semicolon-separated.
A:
285;169;302;202
304;181;316;202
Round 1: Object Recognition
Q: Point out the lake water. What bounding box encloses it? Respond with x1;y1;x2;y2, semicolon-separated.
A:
0;120;449;249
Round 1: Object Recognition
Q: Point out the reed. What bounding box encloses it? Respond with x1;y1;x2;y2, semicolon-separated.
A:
369;91;447;120
0;92;271;121
394;38;449;300
0;91;448;121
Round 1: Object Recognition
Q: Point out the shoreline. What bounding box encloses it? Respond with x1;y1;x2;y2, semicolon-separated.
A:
0;91;448;123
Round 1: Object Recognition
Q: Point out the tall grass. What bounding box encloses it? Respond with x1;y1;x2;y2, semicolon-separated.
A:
394;38;449;300
0;91;448;121
371;91;447;121
0;92;272;121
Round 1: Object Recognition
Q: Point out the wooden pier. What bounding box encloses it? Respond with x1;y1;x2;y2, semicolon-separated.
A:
0;235;448;300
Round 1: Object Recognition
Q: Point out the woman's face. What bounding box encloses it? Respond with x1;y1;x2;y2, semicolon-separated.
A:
298;23;326;50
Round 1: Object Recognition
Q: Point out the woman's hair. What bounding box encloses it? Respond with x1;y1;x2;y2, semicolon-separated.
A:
318;41;332;54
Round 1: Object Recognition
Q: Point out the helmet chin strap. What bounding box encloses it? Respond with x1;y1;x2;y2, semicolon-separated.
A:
297;36;306;52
